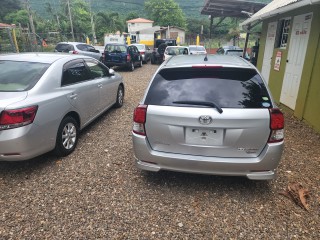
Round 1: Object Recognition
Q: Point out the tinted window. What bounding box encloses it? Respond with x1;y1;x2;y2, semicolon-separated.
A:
105;45;127;53
55;43;74;52
85;59;108;79
62;61;89;86
189;46;205;51
76;44;88;51
0;61;49;91
145;68;272;108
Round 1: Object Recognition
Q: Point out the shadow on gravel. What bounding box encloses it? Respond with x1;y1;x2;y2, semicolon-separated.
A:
141;170;272;199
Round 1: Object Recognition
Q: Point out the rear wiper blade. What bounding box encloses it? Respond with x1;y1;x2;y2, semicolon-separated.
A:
173;100;223;114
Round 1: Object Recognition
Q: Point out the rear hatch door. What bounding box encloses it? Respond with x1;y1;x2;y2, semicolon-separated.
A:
143;67;273;158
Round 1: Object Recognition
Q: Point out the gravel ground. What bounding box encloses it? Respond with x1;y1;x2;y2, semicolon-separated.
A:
0;63;319;239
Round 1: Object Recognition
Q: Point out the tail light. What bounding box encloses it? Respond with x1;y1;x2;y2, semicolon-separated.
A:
268;108;284;143
126;54;131;62
133;104;147;136
0;106;38;130
72;51;79;54
140;51;145;55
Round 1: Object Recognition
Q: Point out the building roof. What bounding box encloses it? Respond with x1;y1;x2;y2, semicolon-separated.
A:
126;18;154;23
156;26;186;32
240;0;320;28
0;23;16;28
201;0;267;18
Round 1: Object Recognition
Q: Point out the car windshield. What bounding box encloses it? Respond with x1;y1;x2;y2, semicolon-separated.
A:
145;67;272;108
0;61;49;92
189;46;205;51
105;45;127;53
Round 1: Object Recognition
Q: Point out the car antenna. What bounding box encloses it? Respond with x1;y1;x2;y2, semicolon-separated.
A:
204;54;208;61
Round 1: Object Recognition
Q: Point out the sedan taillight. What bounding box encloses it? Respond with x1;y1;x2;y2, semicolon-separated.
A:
133;105;147;136
268;108;284;143
72;50;79;54
127;54;131;62
0;106;38;130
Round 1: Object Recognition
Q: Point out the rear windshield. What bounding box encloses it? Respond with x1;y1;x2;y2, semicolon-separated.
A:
226;50;243;56
0;61;49;91
105;45;127;53
134;45;145;50
189;46;205;51
144;67;272;108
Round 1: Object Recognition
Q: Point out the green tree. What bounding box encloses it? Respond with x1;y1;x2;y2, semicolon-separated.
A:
125;12;140;22
95;12;124;42
0;0;22;22
144;0;186;28
4;10;29;26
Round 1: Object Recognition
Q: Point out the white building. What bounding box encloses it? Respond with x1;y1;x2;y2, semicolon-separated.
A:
126;18;154;33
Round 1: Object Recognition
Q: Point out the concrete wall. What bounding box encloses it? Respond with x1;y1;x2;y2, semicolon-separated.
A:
128;22;153;33
257;5;320;132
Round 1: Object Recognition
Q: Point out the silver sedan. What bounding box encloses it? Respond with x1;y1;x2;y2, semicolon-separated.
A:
0;53;124;161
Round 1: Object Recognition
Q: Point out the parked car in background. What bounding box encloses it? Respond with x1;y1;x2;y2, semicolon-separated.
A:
54;42;102;61
151;39;177;64
132;55;284;180
189;45;207;55
131;43;152;63
93;45;106;62
104;43;142;71
0;53;124;161
163;46;190;61
216;45;250;60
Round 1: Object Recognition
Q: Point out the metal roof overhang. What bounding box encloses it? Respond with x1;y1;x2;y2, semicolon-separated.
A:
240;0;320;30
201;0;267;18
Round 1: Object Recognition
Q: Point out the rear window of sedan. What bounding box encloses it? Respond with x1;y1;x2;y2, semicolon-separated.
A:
0;61;49;91
144;67;272;108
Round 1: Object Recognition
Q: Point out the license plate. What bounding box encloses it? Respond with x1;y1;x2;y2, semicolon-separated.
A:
185;127;223;145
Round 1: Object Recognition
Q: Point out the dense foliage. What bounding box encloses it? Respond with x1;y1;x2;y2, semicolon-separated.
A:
0;0;271;44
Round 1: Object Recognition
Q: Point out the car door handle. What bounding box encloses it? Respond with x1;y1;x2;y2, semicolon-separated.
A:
69;93;77;99
97;84;103;88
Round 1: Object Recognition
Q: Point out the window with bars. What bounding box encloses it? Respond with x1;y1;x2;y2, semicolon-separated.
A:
275;18;291;49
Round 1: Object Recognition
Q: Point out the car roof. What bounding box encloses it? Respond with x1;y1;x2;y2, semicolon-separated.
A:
106;43;126;46
166;46;188;48
163;55;253;69
57;42;89;45
222;45;243;50
0;53;88;64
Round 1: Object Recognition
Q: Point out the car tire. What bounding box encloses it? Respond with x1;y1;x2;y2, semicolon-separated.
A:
139;59;143;67
54;116;79;157
114;85;124;108
151;56;155;64
129;62;134;71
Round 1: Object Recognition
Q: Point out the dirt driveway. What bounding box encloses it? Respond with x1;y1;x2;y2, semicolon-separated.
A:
0;64;319;239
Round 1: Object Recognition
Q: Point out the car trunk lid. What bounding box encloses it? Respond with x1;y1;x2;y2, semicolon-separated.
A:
144;106;270;158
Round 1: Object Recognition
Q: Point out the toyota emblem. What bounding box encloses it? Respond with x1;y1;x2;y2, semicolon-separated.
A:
199;115;212;125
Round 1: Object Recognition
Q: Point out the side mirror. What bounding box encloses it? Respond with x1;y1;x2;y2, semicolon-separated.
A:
109;69;115;76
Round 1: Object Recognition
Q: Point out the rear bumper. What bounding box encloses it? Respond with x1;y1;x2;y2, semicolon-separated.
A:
132;133;284;180
105;61;130;68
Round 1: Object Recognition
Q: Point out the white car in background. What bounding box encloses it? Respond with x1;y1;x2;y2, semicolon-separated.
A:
189;45;207;55
163;46;190;61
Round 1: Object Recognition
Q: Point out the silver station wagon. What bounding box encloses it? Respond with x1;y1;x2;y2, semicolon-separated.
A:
0;53;124;161
132;55;284;180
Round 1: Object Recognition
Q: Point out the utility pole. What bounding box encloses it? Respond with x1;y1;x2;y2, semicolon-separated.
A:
25;0;37;51
67;0;75;41
89;0;97;44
